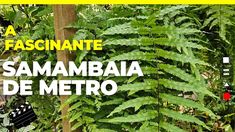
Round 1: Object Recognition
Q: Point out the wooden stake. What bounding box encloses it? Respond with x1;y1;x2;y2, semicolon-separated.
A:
53;5;77;132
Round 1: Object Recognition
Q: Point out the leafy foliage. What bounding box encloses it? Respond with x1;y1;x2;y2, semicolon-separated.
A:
199;5;235;44
64;5;217;132
0;5;59;131
2;4;235;132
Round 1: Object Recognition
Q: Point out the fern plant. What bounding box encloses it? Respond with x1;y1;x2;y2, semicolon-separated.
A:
0;5;220;131
62;5;217;132
198;5;235;44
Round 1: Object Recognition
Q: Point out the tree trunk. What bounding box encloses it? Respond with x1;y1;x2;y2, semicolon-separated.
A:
53;5;78;132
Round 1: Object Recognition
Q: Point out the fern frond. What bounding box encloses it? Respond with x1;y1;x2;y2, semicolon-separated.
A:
175;16;193;24
100;98;124;106
154;38;206;49
99;110;157;123
139;26;200;35
158;64;195;82
104;38;206;50
108;97;157;117
201;5;235;44
68;102;83;112
159;5;189;18
105;51;156;62
158;79;215;97
156;48;209;65
103;38;143;46
137;122;158;132
137;126;158;132
69;112;83;123
141;67;158;75
160;108;210;130
118;80;158;92
159;122;186;132
106;49;208;65
102;23;138;35
71;121;83;131
60;95;78;110
108;17;134;21
160;93;216;117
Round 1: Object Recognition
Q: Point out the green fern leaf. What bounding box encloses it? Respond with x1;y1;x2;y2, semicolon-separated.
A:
138;121;158;132
180;22;197;28
99;110;157;123
105;51;156;62
103;38;143;46
83;116;95;123
159;5;189;18
101;98;124;106
156;48;209;65
108;97;157;117
160;93;216;117
201;5;235;44
118;80;158;92
141;67;158;75
160;121;186;132
137;126;158;132
154;38;206;49
60;95;78;110
71;121;83;131
82;107;96;114
158;64;195;82
68;102;83;112
69;112;82;123
158;79;215;97
102;23;138;35
160;108;210;130
175;16;192;24
104;38;206;50
108;17;134;21
139;26;200;35
81;97;95;105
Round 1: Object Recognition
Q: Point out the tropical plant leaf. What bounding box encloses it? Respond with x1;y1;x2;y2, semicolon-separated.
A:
160;108;210;130
158;79;215;97
118;80;158;92
159;121;186;132
160;93;216;117
99;110;158;123
108;97;157;117
105;51;156;62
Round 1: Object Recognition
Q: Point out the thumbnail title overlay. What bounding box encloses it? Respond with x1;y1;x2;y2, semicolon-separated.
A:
4;26;102;51
2;25;144;96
